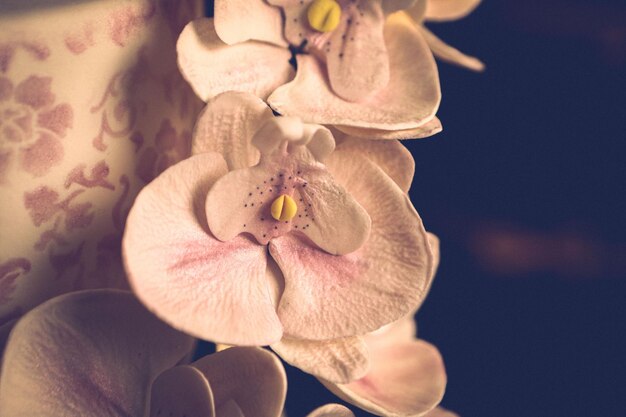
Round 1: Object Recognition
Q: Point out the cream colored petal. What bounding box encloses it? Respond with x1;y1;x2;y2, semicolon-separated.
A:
335;116;442;140
424;406;460;417
322;340;447;417
420;26;484;72
192;347;287;417
268;13;440;131
271;335;369;383
216;400;245;417
214;0;287;46
178;18;294;101
325;1;390;102
123;153;283;345
383;0;420;14
335;138;415;193
270;150;433;340
306;403;356;417
405;0;428;23
425;0;481;21
0;290;194;417
192;92;274;170
149;366;215;417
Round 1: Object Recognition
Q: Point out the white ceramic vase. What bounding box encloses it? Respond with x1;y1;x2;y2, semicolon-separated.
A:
0;0;204;324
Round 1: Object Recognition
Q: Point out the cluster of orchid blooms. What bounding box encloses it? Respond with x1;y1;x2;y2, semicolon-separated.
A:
0;0;483;416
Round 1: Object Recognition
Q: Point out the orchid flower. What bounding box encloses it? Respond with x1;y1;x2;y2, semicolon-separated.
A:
122;91;435;360
406;0;485;71
0;289;287;417
272;234;453;417
177;2;442;139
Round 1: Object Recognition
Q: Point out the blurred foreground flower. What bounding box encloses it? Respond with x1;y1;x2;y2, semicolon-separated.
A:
178;2;442;139
0;289;287;417
0;289;365;417
123;92;435;363
406;0;484;71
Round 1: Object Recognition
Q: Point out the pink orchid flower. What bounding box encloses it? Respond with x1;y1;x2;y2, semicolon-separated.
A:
122;91;435;352
271;233;455;417
177;2;442;140
407;0;485;71
0;289;287;417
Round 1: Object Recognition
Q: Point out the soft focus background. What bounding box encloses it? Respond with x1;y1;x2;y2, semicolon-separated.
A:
272;1;626;416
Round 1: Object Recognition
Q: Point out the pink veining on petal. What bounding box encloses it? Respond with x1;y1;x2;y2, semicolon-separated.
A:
19;132;64;177
14;76;55;110
37;103;74;137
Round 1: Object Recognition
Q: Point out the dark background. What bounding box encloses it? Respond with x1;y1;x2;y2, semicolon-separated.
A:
205;1;626;416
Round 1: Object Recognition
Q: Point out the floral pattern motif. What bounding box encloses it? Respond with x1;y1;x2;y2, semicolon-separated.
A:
135;119;192;183
0;75;73;178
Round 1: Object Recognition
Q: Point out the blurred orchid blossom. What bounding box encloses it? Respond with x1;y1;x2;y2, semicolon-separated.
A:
178;2;442;139
0;289;287;417
406;0;485;71
123;92;435;356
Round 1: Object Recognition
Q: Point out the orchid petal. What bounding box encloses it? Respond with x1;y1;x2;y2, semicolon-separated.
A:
270;150;433;340
365;314;417;349
192;91;274;170
335;116;442;140
271;335;369;383
420;26;485;71
178;18;294;101
427;232;441;277
0;290;194;417
149;366;215;417
214;0;287;46
322;340;447;417
424;407;460;417
335;137;415;193
425;0;481;22
383;0;419;14
269;13;440;131
306;404;356;417
206;118;370;255
123;153;282;345
266;0;316;47
325;1;389;101
216;400;245;417
192;347;287;417
405;0;428;23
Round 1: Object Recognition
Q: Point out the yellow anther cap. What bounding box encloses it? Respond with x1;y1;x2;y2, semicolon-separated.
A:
307;0;341;33
271;195;298;221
